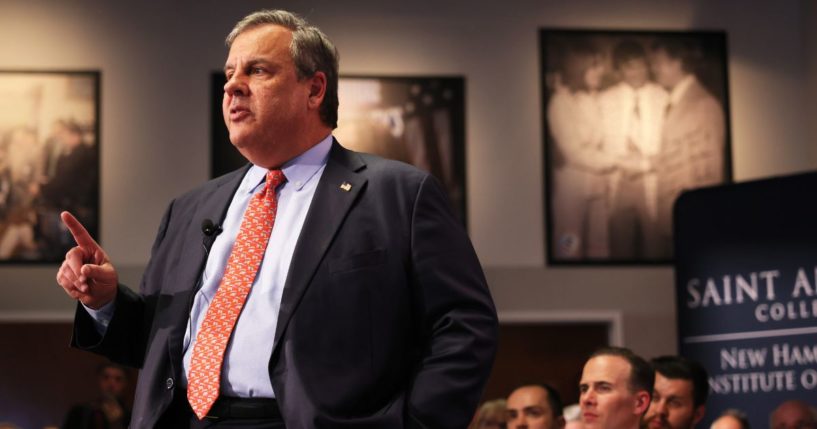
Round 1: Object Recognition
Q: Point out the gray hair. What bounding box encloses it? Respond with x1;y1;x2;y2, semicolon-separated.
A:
226;10;339;128
563;404;581;422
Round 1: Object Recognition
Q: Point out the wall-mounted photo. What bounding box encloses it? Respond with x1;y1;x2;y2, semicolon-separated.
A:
211;74;467;224
0;71;100;263
540;30;731;265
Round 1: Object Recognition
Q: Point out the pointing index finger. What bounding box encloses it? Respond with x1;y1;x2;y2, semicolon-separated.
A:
61;211;100;252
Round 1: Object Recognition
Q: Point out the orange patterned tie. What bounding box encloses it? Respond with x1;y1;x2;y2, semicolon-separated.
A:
187;169;286;419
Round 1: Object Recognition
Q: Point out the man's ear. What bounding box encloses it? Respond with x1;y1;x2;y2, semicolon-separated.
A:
692;405;706;425
634;390;651;415
307;71;327;109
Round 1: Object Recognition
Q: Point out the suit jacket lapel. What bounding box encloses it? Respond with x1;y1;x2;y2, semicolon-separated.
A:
272;141;367;354
166;165;250;368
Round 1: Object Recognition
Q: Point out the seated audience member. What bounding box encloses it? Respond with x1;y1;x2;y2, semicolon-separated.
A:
471;399;508;429
770;400;817;429
579;347;653;429
564;403;584;429
506;384;565;429
710;409;750;429
62;363;131;429
643;355;708;429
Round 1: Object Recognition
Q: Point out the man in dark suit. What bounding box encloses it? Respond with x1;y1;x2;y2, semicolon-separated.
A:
56;9;498;429
650;38;726;258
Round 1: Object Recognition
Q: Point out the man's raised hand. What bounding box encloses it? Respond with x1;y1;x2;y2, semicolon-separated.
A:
56;211;118;309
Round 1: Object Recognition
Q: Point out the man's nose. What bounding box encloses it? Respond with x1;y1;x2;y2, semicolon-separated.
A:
224;73;248;97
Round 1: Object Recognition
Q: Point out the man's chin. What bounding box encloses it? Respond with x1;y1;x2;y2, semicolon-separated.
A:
228;132;249;149
229;131;260;154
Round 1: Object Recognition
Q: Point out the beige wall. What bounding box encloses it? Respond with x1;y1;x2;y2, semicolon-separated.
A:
1;0;815;359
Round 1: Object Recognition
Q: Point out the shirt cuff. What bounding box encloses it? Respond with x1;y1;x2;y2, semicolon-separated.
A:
82;300;116;336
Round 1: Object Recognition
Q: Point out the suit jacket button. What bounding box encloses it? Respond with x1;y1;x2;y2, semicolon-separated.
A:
166;377;174;390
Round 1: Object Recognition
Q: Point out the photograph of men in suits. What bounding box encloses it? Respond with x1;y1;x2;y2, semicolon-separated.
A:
0;73;99;262
56;9;498;429
650;38;727;259
599;40;668;260
542;31;729;264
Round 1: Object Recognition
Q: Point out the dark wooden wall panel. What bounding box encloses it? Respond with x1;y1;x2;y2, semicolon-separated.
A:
481;323;609;406
0;322;607;427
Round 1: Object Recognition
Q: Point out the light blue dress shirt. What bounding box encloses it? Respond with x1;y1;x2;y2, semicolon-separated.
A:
86;134;333;398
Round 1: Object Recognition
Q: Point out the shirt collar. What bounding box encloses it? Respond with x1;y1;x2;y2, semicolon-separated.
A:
619;82;636;96
240;133;334;194
669;75;696;107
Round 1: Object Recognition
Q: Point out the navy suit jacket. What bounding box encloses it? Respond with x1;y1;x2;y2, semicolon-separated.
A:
72;141;498;428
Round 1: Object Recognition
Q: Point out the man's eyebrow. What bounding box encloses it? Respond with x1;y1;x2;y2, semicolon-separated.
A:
224;59;275;74
248;59;274;68
582;380;611;388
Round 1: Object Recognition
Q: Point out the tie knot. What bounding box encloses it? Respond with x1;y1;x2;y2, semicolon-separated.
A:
266;169;286;190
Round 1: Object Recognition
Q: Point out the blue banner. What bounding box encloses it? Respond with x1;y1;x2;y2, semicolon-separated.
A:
675;172;817;428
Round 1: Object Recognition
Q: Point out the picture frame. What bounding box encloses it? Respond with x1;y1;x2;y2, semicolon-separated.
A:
540;29;732;265
0;70;100;263
211;74;468;225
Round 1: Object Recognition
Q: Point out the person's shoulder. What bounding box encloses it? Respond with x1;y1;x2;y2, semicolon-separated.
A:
363;152;427;179
600;81;626;97
687;81;723;112
643;81;668;96
547;87;574;115
549;87;572;102
332;143;429;183
599;83;627;108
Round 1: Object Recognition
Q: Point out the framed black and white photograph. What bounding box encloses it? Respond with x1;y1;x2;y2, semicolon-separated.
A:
540;30;732;265
211;74;467;223
0;71;100;263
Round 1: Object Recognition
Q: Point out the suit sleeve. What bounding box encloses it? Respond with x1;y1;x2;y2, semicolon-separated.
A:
406;174;499;429
692;97;726;186
70;199;175;368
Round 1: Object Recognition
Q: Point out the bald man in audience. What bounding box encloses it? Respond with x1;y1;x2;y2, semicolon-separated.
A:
506;384;565;429
710;409;750;429
579;347;653;429
642;356;708;429
770;400;817;429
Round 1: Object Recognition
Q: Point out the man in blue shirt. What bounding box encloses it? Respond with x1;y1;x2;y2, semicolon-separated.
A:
56;9;497;429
